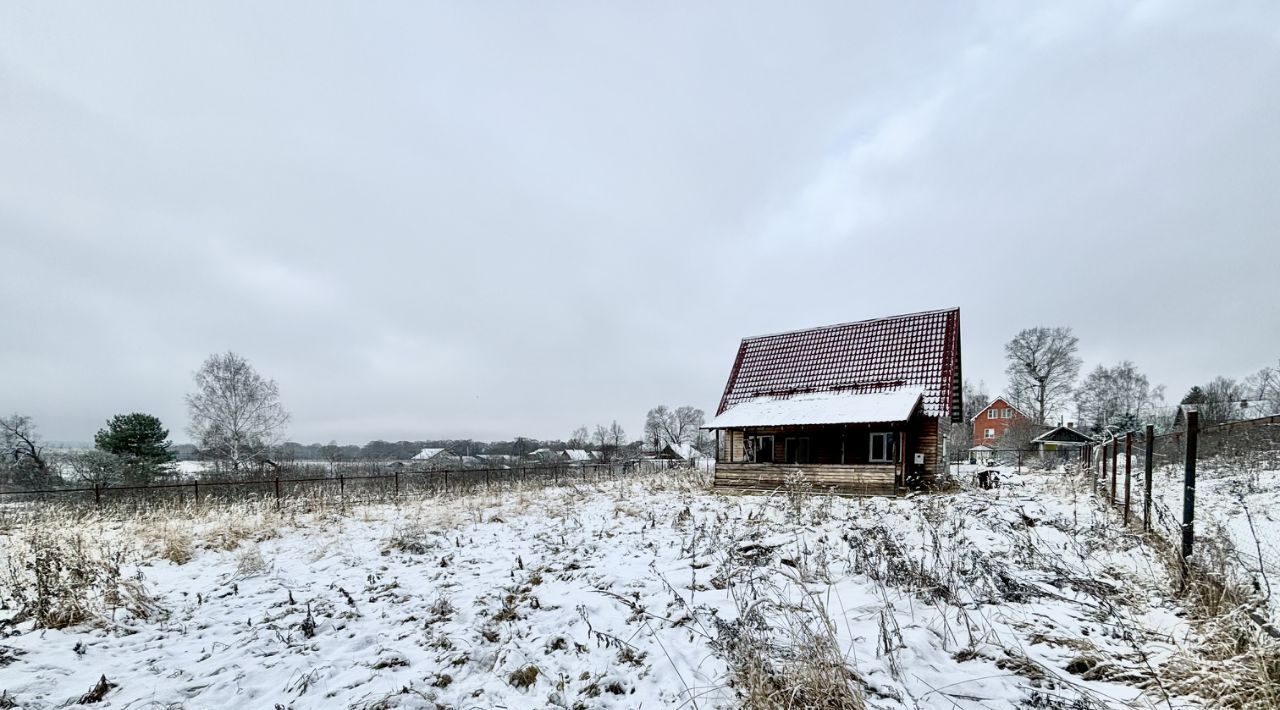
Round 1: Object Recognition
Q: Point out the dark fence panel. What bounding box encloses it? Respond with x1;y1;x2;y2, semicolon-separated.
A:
0;460;690;513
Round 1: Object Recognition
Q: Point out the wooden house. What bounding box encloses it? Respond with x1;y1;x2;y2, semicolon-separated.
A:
704;308;962;495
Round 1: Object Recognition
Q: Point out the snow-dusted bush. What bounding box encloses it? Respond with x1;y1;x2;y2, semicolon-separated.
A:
2;527;158;629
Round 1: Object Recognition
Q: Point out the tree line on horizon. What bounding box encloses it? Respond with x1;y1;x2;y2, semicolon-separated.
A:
952;325;1280;452
2;351;713;490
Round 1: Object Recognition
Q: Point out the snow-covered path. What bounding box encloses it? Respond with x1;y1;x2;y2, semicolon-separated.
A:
0;470;1221;708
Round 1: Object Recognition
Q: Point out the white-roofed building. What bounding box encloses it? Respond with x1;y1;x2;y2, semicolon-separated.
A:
409;447;457;470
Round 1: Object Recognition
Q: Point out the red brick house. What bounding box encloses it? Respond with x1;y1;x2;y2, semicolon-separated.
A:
704;307;962;495
970;396;1028;447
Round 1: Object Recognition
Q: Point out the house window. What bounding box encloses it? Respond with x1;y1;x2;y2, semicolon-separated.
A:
749;435;774;463
984;428;995;440
869;432;898;463
1002;408;1012;418
784;437;810;464
988;410;998;419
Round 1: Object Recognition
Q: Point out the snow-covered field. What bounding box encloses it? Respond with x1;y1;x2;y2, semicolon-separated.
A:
0;469;1259;708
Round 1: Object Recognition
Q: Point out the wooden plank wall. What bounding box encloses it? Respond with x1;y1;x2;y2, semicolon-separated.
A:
714;463;896;496
918;418;939;479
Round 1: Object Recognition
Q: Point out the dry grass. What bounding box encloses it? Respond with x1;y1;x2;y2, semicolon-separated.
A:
1;528;158;629
1148;526;1280;708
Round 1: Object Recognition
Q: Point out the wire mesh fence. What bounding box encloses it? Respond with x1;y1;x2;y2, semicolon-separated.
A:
1087;414;1280;631
0;459;700;515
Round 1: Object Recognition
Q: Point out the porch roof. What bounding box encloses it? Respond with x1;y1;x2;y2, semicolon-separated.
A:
1031;425;1095;444
703;387;923;429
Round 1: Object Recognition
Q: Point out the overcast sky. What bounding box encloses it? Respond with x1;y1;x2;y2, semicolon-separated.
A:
2;2;1278;445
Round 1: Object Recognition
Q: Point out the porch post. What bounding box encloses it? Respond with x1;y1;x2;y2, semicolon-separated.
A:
899;430;907;488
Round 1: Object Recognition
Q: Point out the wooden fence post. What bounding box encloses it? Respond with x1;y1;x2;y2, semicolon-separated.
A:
394;470;399;498
1110;439;1119;505
1124;431;1133;524
1102;443;1109;502
193;480;200;508
274;477;281;511
339;474;345;512
1182;410;1199;560
1152;422;1162;532
1088;444;1095;495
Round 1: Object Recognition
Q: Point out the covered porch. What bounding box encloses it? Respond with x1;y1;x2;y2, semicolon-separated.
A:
704;388;938;496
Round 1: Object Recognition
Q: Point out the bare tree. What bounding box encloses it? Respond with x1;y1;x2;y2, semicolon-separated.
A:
1075;361;1165;433
567;426;590;449
1;414;53;486
320;440;343;472
607;420;627;451
66;450;124;487
1243;360;1280;413
996;416;1045;456
592;421;629;462
186;351;290;474
1004;327;1081;425
643;405;706;448
949;379;990;452
1199;376;1245;425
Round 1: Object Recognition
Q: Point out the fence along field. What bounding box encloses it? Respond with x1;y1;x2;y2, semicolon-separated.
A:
1086;411;1280;635
0;459;690;514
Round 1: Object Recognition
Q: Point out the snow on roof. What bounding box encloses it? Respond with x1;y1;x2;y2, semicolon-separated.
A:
969;445;993;452
705;387;923;429
1031;426;1095;444
668;442;710;460
411;447;449;460
716;308;961;421
564;449;591;461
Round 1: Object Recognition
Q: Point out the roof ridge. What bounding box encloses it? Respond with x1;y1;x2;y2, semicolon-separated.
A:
741;306;959;342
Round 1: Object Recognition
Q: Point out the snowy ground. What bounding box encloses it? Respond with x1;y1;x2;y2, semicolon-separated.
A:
0;469;1236;709
1143;461;1280;622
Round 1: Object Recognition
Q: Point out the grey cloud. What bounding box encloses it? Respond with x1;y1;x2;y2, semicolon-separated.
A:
2;1;1277;443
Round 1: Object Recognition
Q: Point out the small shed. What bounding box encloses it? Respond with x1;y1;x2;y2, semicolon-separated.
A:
968;445;994;465
1030;426;1094;459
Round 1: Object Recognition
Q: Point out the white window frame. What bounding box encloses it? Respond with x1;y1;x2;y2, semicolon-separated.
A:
1002;408;1012;419
988;410;998;419
869;432;895;463
984;428;995;439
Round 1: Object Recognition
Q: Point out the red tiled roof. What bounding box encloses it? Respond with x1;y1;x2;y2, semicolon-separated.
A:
716;308;962;422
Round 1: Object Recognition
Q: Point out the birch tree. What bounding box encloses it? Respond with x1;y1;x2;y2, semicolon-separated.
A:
1075;361;1164;432
186;352;290;474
